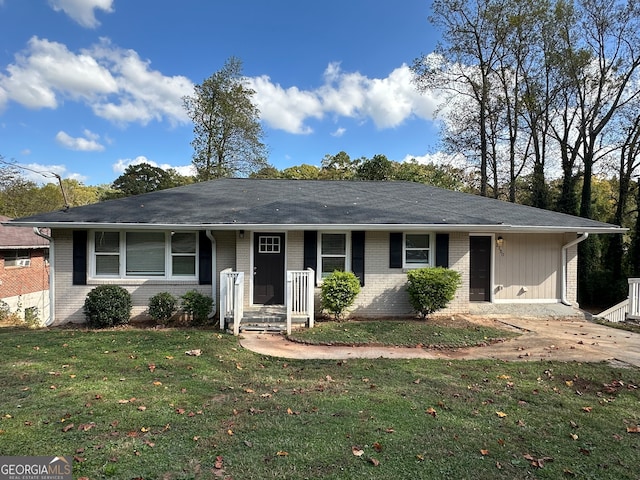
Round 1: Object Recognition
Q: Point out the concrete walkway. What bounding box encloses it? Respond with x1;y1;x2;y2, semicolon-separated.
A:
239;315;640;367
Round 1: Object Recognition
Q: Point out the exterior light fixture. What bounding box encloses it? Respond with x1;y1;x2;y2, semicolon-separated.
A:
496;236;504;255
239;230;245;239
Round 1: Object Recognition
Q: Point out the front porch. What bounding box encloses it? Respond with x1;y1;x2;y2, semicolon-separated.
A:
220;268;315;335
595;278;640;323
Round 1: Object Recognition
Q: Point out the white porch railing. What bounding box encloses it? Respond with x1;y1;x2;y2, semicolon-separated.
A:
286;268;315;335
220;268;315;336
596;278;640;322
629;278;640;321
219;269;244;335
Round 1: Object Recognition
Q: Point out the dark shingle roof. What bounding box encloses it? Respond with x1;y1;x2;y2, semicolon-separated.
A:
6;179;622;233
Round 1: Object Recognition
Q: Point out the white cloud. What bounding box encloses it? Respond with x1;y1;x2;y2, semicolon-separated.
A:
0;37;117;109
0;37;193;126
48;0;114;28
55;129;105;151
402;151;468;169
248;62;441;134
247;76;323;134
18;162;86;184
113;155;195;177
331;127;346;137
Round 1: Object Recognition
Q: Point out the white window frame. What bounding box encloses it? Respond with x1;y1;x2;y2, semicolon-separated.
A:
89;230;198;280
317;231;351;282
403;232;434;269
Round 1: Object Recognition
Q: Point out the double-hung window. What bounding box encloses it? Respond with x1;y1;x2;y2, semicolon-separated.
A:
92;231;197;279
319;232;350;279
404;233;431;268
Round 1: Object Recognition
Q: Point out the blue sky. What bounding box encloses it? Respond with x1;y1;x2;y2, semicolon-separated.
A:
0;0;443;186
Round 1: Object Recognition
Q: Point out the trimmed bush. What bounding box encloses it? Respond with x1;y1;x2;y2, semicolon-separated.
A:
148;292;178;325
83;285;132;328
320;271;361;321
406;267;461;319
181;290;214;325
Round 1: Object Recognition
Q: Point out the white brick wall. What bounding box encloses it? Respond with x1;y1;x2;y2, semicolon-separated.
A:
52;229;237;325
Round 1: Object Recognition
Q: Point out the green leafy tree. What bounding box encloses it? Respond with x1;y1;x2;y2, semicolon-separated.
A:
355;154;394;180
281;164;321;179
183;57;267;180
111;163;174;196
320;151;357;179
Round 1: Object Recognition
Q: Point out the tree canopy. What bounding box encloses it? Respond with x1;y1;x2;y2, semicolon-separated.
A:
183;57;268;180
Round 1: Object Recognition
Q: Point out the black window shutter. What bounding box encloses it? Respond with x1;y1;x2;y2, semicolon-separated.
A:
198;231;212;285
303;230;317;272
72;230;87;285
351;231;365;286
435;233;449;268
389;232;403;268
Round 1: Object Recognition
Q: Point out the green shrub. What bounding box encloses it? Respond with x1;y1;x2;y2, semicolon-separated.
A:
24;306;40;328
320;271;361;321
83;285;132;328
406;267;461;319
0;300;10;321
148;292;178;325
181;290;214;325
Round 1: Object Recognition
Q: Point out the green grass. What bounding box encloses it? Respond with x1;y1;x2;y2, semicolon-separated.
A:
288;318;520;348
0;325;639;479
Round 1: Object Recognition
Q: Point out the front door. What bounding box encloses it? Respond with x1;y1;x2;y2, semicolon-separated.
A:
469;235;492;302
253;233;285;305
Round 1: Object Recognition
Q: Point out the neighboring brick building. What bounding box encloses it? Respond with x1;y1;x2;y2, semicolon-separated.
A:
0;215;50;324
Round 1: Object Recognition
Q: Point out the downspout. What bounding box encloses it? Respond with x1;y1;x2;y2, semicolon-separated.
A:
206;230;217;317
33;227;54;326
561;232;588;306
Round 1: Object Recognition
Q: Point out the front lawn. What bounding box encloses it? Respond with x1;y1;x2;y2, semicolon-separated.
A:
0;326;638;479
288;317;520;348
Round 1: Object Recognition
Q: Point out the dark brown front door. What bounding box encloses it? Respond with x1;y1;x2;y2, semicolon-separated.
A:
469;236;492;302
253;233;285;305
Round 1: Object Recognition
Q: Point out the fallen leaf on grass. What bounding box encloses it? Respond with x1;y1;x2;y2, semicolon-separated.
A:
62;423;74;432
118;399;130;404
480;449;490;456
627;425;640;433
523;453;553;468
185;349;202;356
496;411;508;418
352;446;364;457
148;363;156;372
426;407;437;417
582;406;592;413
214;456;224;469
137;406;147;411
368;457;380;466
276;451;289;457
78;422;96;431
73;456;85;463
373;442;383;452
153;381;162;386
176;408;185;415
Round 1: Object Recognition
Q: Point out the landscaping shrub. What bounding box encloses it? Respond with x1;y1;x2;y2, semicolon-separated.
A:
320;270;361;320
83;285;132;328
180;290;214;325
23;306;40;328
406;267;461;319
148;292;178;325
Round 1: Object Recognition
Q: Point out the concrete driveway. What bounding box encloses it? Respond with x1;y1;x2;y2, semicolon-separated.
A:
239;316;640;367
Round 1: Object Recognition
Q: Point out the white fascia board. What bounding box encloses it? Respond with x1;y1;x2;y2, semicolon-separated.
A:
5;221;626;234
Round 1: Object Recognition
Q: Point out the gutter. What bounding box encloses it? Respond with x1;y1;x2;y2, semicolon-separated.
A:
205;230;217;317
561;233;589;306
32;227;54;326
